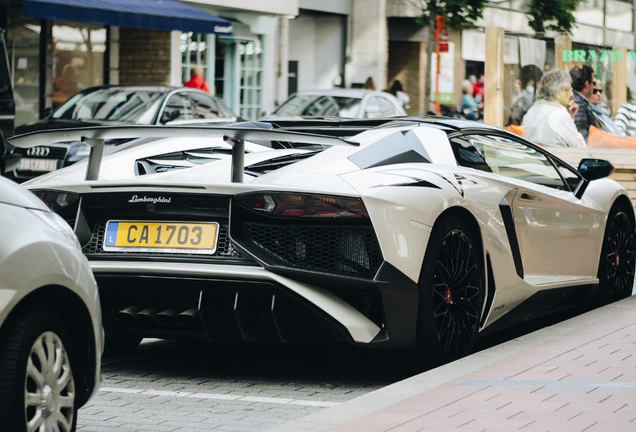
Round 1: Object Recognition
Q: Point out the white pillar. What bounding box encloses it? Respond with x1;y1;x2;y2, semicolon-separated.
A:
346;0;387;89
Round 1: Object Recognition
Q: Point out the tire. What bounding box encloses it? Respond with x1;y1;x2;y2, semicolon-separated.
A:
0;308;78;432
412;216;485;371
598;203;636;304
102;335;142;357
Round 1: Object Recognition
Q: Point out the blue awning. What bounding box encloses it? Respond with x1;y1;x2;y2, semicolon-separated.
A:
22;0;233;35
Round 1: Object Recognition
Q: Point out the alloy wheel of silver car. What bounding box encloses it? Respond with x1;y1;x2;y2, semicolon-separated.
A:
0;308;77;432
25;331;76;432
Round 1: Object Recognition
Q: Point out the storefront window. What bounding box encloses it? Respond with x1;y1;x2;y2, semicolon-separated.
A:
180;32;211;88
238;37;263;120
181;23;264;120
52;22;106;108
7;10;40;126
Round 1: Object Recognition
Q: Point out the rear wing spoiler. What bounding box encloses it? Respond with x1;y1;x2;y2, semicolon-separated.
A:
8;125;358;182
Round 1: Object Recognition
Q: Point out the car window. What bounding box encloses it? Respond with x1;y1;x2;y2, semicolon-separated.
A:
449;137;492;173
188;92;231;119
300;96;338;116
363;96;401;118
459;134;569;190
162;93;194;123
273;94;314;115
53;89;164;122
364;97;382;118
333;97;362;117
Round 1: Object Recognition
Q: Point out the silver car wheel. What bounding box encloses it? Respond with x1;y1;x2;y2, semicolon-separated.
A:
25;331;76;432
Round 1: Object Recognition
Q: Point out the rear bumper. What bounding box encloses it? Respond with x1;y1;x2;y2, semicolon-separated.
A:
91;260;419;348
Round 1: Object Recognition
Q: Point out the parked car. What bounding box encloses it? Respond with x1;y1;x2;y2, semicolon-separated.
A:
264;89;406;119
0;176;102;431
11;117;634;371
9;85;239;181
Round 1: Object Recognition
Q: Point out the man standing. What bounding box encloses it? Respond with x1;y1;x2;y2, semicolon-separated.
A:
184;66;210;93
569;64;598;143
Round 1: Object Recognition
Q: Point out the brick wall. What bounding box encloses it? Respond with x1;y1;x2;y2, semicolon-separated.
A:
119;28;171;85
388;41;425;115
388;31;466;115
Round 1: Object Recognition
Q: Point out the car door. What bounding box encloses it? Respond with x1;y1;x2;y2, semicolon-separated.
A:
459;132;603;283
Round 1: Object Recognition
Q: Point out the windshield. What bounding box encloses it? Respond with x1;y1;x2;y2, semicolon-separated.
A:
274;94;362;117
52;89;165;124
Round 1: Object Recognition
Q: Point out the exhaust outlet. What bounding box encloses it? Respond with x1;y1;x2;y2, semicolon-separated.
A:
156;307;179;325
117;306;140;326
136;306;161;324
177;308;199;325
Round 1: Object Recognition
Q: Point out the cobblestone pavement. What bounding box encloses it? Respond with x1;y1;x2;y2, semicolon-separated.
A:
76;299;603;431
77;341;404;431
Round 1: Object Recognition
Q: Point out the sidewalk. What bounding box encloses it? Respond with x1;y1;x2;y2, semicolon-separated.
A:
270;295;636;432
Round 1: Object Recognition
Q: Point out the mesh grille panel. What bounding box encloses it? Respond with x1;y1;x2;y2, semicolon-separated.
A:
245;223;382;279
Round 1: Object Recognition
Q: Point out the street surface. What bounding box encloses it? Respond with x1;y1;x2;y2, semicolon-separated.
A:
77;301;599;431
77;340;404;432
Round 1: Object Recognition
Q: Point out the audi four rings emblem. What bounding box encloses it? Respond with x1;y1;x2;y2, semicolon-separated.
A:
26;147;50;157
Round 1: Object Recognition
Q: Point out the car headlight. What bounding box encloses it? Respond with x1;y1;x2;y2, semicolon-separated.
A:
29;208;81;249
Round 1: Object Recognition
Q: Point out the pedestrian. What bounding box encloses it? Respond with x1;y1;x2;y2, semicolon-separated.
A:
363;77;376;90
522;68;586;148
507;78;537;126
184;66;210;93
569;64;598;142
388;79;410;109
472;74;485;104
460;81;479;120
53;64;79;106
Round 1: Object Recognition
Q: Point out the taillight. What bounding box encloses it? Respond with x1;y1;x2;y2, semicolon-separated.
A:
31;190;80;213
235;193;368;218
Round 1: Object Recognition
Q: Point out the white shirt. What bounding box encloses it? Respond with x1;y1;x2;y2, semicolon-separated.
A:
396;91;410;108
522;100;587;148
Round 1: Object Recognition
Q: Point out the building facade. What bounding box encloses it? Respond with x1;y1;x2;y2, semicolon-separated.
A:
2;0;635;126
1;0;299;126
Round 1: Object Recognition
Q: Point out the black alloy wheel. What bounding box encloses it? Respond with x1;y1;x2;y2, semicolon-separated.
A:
413;216;485;371
599;203;636;304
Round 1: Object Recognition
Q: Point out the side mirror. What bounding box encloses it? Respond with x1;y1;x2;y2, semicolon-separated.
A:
578;158;615;181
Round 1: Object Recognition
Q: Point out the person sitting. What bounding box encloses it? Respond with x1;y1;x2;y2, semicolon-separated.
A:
507;78;536;126
522;69;586;148
614;88;636;138
460;81;480;120
590;81;624;136
570;64;598;143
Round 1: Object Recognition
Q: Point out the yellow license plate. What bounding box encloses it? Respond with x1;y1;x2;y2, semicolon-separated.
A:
103;221;219;254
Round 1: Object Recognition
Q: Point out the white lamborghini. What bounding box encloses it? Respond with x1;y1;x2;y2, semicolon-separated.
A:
11;118;635;369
